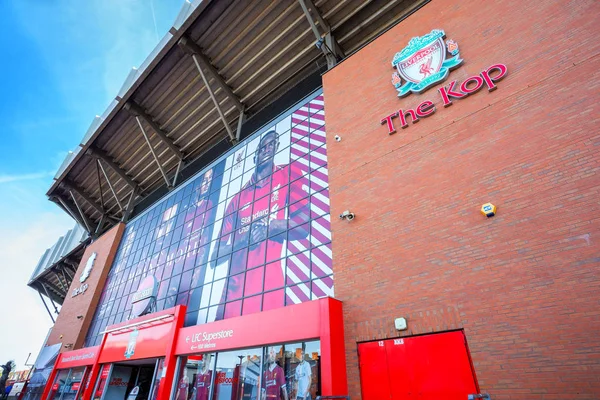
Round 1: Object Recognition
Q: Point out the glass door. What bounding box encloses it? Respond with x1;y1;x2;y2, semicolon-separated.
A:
60;367;86;400
149;358;165;400
92;364;112;400
214;348;262;400
48;369;71;400
75;367;91;400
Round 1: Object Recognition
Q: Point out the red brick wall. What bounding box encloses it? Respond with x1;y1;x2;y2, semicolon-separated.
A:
46;223;125;351
323;0;600;398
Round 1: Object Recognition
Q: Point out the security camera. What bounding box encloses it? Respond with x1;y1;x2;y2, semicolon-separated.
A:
339;210;355;221
334;135;341;142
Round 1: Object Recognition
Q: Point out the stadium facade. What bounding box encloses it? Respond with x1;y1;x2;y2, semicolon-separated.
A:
25;0;599;399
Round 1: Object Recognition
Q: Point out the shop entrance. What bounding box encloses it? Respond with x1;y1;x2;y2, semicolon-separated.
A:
358;330;478;400
93;359;163;400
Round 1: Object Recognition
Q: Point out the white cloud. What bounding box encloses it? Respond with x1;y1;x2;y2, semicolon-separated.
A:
0;175;74;369
0;171;54;184
0;0;183;370
0;211;74;369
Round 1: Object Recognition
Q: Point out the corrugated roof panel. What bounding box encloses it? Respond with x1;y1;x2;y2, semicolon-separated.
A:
47;0;427;233
173;0;194;30
54;148;80;180
30;223;87;281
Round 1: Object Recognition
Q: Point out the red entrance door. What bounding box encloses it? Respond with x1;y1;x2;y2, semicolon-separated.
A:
358;331;478;400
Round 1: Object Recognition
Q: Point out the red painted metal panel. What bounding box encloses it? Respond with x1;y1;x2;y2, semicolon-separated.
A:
385;339;413;399
359;331;478;400
98;307;181;363
156;305;186;400
81;331;109;400
175;298;324;355
358;341;392;400
320;295;348;396
404;331;477;399
99;322;173;363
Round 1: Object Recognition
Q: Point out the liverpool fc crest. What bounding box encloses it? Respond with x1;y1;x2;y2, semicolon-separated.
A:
391;29;463;97
124;329;139;359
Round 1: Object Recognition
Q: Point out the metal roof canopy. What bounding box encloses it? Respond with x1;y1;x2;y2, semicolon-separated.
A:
47;0;428;236
27;223;89;321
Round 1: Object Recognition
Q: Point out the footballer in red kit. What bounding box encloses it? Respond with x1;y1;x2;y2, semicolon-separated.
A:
188;168;215;263
214;130;310;319
186;169;218;325
262;347;288;400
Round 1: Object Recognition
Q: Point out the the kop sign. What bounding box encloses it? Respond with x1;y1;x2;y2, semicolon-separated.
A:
381;29;507;134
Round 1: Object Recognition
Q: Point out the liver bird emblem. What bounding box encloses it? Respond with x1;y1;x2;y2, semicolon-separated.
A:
419;57;434;77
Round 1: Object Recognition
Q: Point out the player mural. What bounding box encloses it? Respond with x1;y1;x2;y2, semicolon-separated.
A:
85;93;331;346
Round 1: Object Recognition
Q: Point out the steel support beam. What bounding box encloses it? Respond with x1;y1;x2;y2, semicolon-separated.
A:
172;160;183;187
69;190;93;234
52;196;92;236
38;290;55;323
41;283;60;314
178;37;244;113
302;0;330;31
298;0;344;68
44;279;67;298
97;159;124;213
236;108;246;142
86;147;141;193
63;260;80;276
135;116;173;188
106;215;123;223
95;158;105;210
191;53;236;143
52;271;69;297
122;189;138;223
95;214;106;236
53;271;66;293
61;264;74;281
299;0;323;40
325;31;345;61
124;102;185;160
63;179;105;216
61;268;72;290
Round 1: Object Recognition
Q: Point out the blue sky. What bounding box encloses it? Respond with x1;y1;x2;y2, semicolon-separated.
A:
0;0;183;370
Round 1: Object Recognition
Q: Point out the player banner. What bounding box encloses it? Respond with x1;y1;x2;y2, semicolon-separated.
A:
85;92;331;346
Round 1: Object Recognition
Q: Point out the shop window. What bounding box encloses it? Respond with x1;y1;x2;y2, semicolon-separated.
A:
57;367;85;400
172;341;320;400
174;354;216;400
49;369;70;400
283;342;320;400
